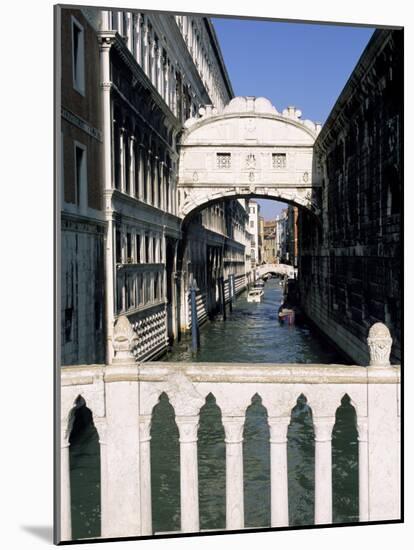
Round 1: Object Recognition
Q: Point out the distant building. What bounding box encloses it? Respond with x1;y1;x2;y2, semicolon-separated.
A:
247;199;260;269
263;220;277;263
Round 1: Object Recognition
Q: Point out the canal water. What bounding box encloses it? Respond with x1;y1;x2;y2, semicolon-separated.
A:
68;279;358;540
152;279;358;532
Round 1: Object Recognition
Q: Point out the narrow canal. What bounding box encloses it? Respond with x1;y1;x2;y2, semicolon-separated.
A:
163;278;344;364
68;279;359;539
151;279;358;533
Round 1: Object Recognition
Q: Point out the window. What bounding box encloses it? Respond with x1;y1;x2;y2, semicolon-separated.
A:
153;238;157;263
116;229;122;264
250;220;254;228
216;153;231;169
136;234;141;263
72;17;85;95
272;153;286;169
126;233;132;263
74;142;87;211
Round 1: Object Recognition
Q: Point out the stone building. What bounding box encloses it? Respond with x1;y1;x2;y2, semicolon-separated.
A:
298;29;402;364
59;7;249;365
263;220;277;264
60;7;105;366
247;199;260;269
286;205;299;267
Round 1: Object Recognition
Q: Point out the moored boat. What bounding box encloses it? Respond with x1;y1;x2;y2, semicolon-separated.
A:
247;288;264;302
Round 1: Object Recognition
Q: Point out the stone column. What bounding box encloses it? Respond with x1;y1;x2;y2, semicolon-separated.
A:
366;323;400;521
313;416;335;524
164;59;170;107
153;156;159;208
102;317;141;538
129;136;135;197
268;417;290;528
150;39;156;86
222;417;245;530
357;417;369;522
142;20;149;75
60;426;71;541
146;151;152;205
94;418;109;538
156;47;163;95
139;415;152;535
119;128;126;193
99;35;115;363
176;416;200;532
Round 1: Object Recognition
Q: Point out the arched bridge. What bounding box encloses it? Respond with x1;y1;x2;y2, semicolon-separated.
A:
178;96;322;219
256;263;297;279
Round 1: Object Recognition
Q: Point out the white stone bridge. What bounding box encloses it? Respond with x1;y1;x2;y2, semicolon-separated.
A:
177;96;322;221
256;263;297;279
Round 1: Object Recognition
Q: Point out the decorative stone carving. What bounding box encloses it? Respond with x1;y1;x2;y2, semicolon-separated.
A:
166;371;205;415
222;417;244;443
367;322;392;366
112;315;138;360
245;153;256;169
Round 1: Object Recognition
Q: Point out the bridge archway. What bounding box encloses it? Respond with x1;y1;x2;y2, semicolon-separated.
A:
177;96;322;220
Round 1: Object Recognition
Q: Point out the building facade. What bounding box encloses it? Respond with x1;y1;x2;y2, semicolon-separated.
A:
246;199;260;269
60;7;106;366
59;7;250;365
298;29;402;364
263;220;277;263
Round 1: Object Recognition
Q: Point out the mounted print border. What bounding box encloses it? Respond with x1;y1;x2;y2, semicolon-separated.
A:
54;3;403;545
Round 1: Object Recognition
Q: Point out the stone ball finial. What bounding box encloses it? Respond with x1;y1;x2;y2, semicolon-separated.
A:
367;322;392;366
113;315;138;361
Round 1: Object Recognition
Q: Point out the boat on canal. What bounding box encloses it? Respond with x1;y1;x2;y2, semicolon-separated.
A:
247;288;264;302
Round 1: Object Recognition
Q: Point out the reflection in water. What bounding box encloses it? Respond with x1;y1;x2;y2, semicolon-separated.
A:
69;398;101;540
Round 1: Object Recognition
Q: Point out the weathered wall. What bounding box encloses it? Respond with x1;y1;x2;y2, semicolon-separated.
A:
60;8;106;365
298;29;403;365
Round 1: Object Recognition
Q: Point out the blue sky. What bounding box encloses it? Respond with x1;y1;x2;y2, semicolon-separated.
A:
212;18;375;219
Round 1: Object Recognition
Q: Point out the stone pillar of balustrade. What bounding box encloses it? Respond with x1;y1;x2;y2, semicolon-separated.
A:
366;322;400;521
102;315;142;537
313;416;335;524
139;415;153;535
60;424;72;541
222;416;245;530
175;416;200;532
268;416;290;528
357;417;369;522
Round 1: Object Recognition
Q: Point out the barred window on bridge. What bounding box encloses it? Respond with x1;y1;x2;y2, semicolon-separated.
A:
216;152;231;169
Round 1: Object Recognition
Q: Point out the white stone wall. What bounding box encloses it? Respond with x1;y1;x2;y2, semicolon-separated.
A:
59;354;401;540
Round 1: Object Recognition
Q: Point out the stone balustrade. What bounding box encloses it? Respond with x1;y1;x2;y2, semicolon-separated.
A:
59;321;401;541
